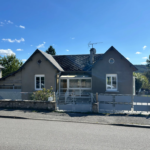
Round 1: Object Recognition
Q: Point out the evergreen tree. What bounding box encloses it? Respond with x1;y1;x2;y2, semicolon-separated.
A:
45;46;56;55
146;55;150;69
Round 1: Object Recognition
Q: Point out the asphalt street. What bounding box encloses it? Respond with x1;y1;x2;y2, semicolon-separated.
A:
0;118;150;150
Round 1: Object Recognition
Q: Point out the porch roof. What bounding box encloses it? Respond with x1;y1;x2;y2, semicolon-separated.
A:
60;71;92;78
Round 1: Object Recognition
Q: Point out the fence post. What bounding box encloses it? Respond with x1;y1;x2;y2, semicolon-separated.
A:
96;93;98;102
113;95;115;114
91;93;93;103
131;94;134;113
55;92;58;111
53;92;55;102
96;93;99;113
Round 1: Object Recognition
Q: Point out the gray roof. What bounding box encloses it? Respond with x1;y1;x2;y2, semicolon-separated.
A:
53;54;103;71
39;50;64;71
0;65;4;69
134;65;149;73
53;46;138;72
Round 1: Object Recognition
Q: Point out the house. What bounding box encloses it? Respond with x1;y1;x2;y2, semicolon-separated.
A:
0;46;137;95
0;65;4;78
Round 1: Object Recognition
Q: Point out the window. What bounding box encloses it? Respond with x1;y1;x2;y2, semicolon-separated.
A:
59;78;92;95
35;75;45;90
106;74;117;91
109;58;115;64
69;79;91;88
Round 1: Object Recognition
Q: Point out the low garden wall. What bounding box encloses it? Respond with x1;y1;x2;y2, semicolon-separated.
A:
0;100;55;110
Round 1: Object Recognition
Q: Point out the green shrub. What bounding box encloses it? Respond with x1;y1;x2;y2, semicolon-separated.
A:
31;87;53;101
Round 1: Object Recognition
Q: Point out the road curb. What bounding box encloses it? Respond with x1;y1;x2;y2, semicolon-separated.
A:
0;115;150;129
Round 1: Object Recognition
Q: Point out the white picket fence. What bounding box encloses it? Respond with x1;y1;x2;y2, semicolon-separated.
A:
98;94;150;113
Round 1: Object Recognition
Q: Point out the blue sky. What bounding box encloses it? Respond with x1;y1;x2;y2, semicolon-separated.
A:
0;0;150;64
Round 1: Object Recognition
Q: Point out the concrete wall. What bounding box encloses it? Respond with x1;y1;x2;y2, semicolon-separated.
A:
92;49;134;94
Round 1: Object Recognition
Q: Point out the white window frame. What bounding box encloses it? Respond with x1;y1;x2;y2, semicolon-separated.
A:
59;77;92;94
106;74;118;91
35;75;45;90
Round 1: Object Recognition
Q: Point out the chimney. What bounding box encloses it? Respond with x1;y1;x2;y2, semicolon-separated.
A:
90;48;96;64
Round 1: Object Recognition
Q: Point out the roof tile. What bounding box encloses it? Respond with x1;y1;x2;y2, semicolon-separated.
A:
53;54;103;71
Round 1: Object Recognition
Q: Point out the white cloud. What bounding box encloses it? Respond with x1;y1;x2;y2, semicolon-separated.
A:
19;25;25;29
135;52;141;54
0;22;4;26
37;42;46;48
0;20;13;26
16;49;23;51
142;57;147;59
66;49;69;51
71;37;75;40
141;62;147;65
30;45;33;46
2;38;25;43
0;49;15;56
143;45;147;50
22;59;27;62
126;57;130;60
7;20;13;24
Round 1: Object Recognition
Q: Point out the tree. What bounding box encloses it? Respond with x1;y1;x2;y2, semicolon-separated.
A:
45;46;56;55
133;72;150;91
0;55;23;77
144;71;150;83
146;55;150;69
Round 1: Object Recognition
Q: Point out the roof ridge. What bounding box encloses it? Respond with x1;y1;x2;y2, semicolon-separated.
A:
53;53;103;57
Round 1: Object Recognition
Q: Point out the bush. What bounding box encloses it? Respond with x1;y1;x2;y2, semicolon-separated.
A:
133;72;150;91
31;87;53;101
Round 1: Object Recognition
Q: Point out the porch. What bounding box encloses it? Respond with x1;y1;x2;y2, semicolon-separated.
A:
58;71;92;103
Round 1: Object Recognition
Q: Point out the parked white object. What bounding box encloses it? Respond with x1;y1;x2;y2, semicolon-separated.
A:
48;97;53;101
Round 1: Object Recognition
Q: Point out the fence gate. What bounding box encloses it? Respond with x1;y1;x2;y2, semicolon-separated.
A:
56;92;93;112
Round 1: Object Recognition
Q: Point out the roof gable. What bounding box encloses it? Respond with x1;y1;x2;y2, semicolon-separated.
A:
38;50;64;71
21;49;64;72
92;46;138;71
0;49;64;80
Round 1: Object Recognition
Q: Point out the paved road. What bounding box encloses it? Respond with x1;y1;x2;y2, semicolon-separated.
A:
0;118;150;150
